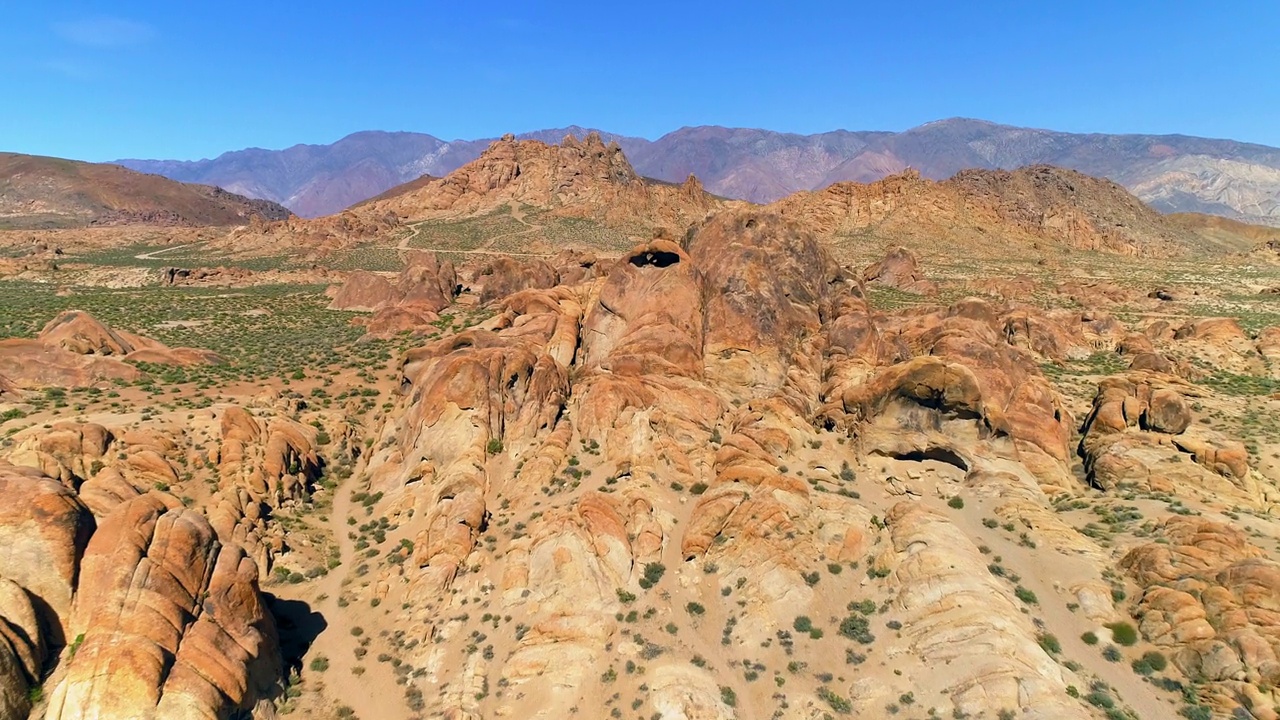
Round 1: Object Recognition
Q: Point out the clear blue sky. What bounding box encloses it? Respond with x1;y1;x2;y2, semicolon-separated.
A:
2;1;1277;162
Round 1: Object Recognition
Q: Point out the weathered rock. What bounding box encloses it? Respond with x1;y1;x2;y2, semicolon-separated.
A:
44;494;280;720
0;311;217;389
38;310;138;355
0;463;94;643
475;256;558;305
688;210;848;393
328;270;397;311
1122;518;1280;704
217;405;319;508
887;502;1087;719
1257;326;1280;360
330;252;458;336
862;246;937;294
0;578;44;719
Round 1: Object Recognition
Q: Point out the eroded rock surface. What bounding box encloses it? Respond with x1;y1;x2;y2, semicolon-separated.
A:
44;494;280;720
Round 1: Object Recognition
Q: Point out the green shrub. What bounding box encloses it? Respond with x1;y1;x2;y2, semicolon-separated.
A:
839;614;875;643
1014;586;1038;604
839;462;855;482
847;599;877;615
638;562;665;589
1105;621;1138;646
486;438;503;454
1131;650;1168;675
793;616;813;633
1081;631;1099;645
1038;633;1062;655
817;686;852;713
720;686;737;707
948;496;965;509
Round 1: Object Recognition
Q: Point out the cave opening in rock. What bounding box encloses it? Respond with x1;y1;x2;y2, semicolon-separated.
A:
883;446;969;472
628;250;680;268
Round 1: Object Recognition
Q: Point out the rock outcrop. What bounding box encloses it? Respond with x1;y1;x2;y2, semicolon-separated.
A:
0;463;94;644
329;251;458;335
862;246;937;294
1123;517;1280;717
0;311;219;390
44;494;280;720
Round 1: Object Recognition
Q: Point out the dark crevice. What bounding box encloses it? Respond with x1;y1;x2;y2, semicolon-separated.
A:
874;446;969;472
628;250;680;268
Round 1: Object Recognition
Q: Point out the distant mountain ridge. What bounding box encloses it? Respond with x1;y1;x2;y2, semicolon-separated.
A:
0;152;291;229
117;119;1280;226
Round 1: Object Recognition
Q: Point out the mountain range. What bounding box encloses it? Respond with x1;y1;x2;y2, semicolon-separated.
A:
117;118;1280;225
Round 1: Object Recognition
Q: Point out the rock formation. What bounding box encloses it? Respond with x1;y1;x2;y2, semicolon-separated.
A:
44;494;280;720
772;165;1191;256
0;311;219;390
862;246;937;294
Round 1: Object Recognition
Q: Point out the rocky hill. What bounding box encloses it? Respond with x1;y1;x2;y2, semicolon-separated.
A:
361;132;719;228
117;119;1280;225
772;165;1193;256
219;133;723;259
0;153;291;230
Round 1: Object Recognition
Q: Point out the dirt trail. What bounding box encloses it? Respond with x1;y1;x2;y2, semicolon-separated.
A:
133;242;198;260
398;204;546;255
297;481;409;720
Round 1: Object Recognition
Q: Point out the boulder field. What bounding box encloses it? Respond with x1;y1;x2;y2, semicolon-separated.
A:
3;207;1280;719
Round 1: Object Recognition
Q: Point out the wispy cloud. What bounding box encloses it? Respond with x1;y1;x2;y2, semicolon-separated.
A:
53;16;155;48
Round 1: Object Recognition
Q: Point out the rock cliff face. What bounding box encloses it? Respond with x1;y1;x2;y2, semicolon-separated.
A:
0;403;307;718
44;494;280;720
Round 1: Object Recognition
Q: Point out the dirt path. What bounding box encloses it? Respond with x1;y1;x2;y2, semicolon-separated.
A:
398;204;545;255
133;242;198;260
296;482;409;720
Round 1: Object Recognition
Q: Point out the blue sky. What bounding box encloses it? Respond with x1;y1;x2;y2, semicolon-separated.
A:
2;2;1277;162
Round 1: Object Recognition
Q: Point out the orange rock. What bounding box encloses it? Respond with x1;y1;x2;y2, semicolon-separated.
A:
0;463;93;644
45;494;279;719
862;246;937;295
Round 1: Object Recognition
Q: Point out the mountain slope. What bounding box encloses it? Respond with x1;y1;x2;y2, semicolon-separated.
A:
117;119;1280;226
0;152;291;229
